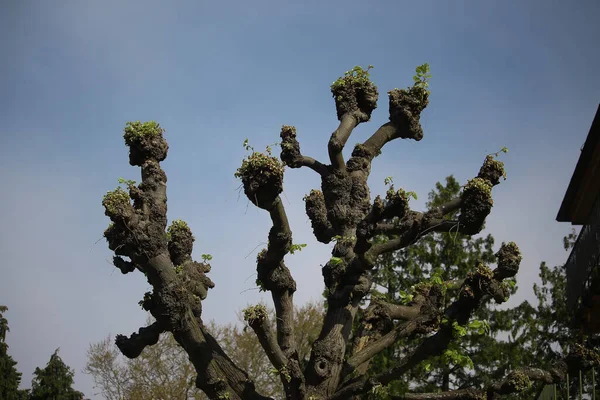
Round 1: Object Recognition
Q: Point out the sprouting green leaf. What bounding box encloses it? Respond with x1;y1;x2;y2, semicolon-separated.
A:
201;254;213;261
399;290;414;304
467;319;491;335
441;349;473;369
412;63;432;92
468;320;483;329
329;257;344;266
289;243;307;255
452;321;467;337
117;177;136;186
243;138;254;152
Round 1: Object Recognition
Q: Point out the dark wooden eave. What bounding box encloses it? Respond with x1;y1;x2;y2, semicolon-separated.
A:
557;104;600;225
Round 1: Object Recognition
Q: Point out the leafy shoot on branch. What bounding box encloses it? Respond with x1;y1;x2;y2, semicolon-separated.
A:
413;63;432;93
289;243;307;255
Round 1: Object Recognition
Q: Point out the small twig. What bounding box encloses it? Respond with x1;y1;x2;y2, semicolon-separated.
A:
240;287;260;294
90;236;104;252
245;242;268;259
282;190;291;206
449;221;460;244
405;218;450;248
232;182;244;204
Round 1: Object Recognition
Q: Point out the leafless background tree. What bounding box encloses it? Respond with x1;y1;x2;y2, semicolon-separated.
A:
84;302;323;399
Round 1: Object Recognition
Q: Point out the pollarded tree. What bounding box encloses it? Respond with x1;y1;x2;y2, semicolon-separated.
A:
101;64;597;399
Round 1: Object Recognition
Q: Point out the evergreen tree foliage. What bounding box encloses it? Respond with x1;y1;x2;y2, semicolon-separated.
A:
0;305;28;400
29;348;85;400
367;179;598;399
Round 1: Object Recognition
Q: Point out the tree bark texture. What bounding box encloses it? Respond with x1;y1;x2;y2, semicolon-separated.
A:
101;71;599;400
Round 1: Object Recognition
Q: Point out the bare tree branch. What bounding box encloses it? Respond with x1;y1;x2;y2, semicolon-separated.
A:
342;296;429;381
115;321;165;359
328;114;360;171
434;197;463;216
361;212;453;268
346;319;422;373
333;243;522;399
257;198;298;357
243;305;308;397
357;86;429;163
237;147;307;399
396;388;482;399
342;286;445;384
357;151;508;271
280;125;329;176
326;67;379;172
244;306;289;371
364;296;427;322
397;364;566;399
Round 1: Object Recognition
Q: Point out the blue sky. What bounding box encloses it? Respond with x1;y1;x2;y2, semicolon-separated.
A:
1;0;599;398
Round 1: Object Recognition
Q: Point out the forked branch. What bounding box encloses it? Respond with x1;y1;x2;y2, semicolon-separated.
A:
280;125;329;176
333;243;522;399
103;121;272;400
328;66;379;172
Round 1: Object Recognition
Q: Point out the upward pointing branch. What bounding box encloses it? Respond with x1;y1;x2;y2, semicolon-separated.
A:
103;121;273;400
280;125;329;176
236;149;306;399
346;64;432;177
359;86;429;161
328;114;360;171
328;66;379;172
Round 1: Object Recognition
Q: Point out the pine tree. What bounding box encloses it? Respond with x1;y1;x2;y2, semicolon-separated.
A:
0;305;28;400
29;348;85;400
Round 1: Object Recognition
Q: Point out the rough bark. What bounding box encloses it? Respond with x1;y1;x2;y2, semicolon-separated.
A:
100;69;597;400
